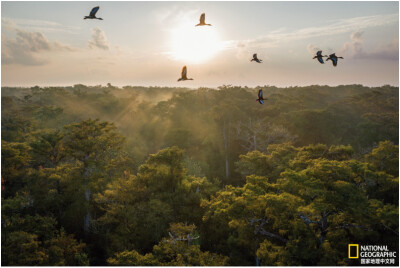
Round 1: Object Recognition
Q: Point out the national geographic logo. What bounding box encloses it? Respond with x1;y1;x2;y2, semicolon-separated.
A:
348;244;359;258
349;244;397;265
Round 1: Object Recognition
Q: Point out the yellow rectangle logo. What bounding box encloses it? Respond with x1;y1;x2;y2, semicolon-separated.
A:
348;244;359;258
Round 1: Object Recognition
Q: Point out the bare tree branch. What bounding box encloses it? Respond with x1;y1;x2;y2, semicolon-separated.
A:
298;213;319;226
249;218;288;243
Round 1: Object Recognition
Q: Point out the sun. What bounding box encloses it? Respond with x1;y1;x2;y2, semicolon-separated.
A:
169;24;223;64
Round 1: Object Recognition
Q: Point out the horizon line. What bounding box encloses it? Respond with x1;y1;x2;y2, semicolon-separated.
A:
1;83;399;89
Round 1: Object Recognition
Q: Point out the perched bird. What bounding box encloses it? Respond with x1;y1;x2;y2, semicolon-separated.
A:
84;6;103;20
256;89;266;104
196;13;212;26
177;66;193;81
326;53;343;67
251;53;263;63
313;50;327;64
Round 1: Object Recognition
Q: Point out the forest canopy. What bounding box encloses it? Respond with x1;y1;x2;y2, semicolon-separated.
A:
1;84;398;265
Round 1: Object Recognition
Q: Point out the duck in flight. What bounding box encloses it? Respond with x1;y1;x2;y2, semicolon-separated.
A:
326;53;343;67
313;51;327;64
84;6;103;20
251;53;263;63
178;66;193;81
196;13;212;26
256;89;266;104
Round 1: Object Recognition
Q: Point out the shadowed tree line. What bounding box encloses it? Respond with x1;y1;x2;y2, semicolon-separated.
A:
1;84;398;265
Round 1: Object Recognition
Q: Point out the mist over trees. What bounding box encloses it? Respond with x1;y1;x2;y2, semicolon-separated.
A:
1;84;398;265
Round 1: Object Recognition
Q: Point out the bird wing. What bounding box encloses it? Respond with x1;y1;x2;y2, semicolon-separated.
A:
318;57;324;64
253;53;257;59
258;89;263;98
259;99;264;104
90;6;100;16
181;66;187;79
332;57;337;66
317;51;322;56
200;13;205;23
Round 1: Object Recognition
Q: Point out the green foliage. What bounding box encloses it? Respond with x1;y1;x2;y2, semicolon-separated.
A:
1;211;89;266
44;230;89;265
30;130;65;168
63;118;124;164
1;85;398;265
2;231;48;265
96;147;219;255
203;143;398;265
235;143;297;182
2;229;89;266
107;223;229;266
1;141;32;197
107;250;157;266
3;214;58;241
1;96;35;142
366;141;399;176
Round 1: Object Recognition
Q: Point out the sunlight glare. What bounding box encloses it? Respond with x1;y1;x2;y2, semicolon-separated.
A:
169;23;223;64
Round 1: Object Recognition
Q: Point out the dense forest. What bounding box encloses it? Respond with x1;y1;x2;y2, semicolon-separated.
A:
1;84;398;265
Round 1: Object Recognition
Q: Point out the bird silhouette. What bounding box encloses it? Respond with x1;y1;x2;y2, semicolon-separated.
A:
196;13;212;26
251;53;263;63
84;6;103;20
326;53;343;67
256;89;266;104
313;50;327;64
178;66;193;81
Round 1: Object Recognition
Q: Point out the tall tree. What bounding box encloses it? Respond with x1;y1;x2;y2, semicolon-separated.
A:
95;147;219;255
63;119;124;234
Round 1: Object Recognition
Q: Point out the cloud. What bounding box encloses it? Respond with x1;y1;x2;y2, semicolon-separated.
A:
88;27;110;50
341;31;364;56
15;29;52;51
2;33;48;65
2;22;76;66
1;18;18;31
2;17;80;34
227;13;398;50
341;31;398;61
371;39;399;60
350;31;363;41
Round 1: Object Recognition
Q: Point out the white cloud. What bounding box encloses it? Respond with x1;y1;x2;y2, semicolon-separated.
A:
88;27;110;50
2;17;80;34
227;13;398;50
1;18;18;31
341;31;364;57
341;31;399;61
2;32;49;65
2;19;76;66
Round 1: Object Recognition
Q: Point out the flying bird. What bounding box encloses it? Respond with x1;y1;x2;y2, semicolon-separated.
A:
84;6;103;20
178;66;193;81
251;53;263;63
256;89;266;104
196;13;212;26
326;53;343;67
313;51;327;64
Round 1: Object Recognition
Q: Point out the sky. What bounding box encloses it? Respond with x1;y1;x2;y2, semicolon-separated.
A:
1;1;399;87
